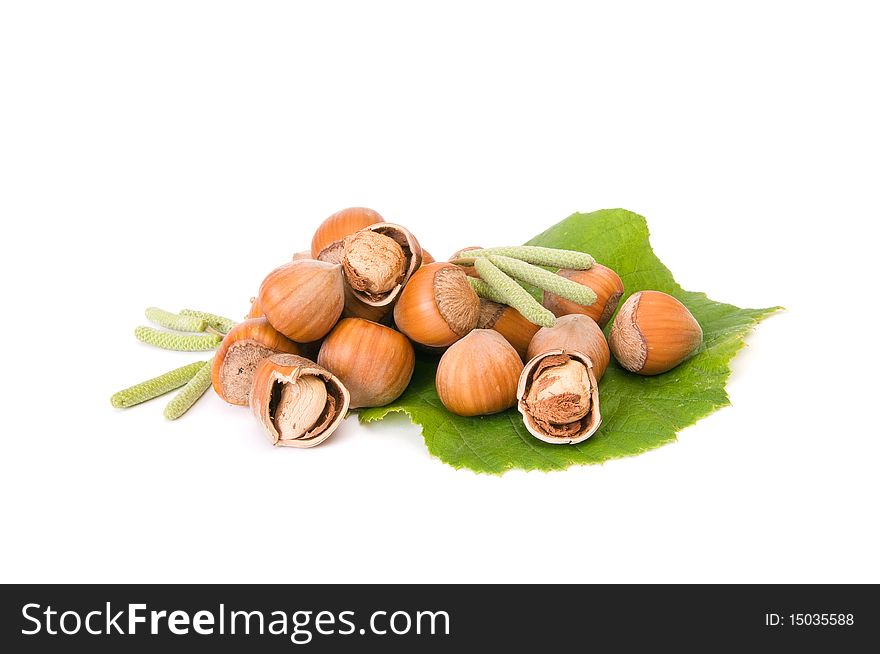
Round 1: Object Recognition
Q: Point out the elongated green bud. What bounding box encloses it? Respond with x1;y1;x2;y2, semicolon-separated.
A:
164;359;213;420
467;277;509;304
454;246;594;270
488;255;597;306
473;258;556;328
111;361;206;408
179;309;237;334
145;307;207;332
135;326;221;351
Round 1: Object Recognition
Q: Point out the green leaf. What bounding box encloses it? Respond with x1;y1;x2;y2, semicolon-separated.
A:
360;209;780;474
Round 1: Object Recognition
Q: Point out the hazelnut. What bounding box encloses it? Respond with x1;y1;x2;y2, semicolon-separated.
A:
317;318;415;408
319;223;422;322
211;317;301;406
527;314;610;380
542;264;624;328
609;290;703;375
517;350;601;444
435;329;524;417
250;353;350;448
477;300;540;360
393;262;480;348
311;207;384;259
258;259;345;343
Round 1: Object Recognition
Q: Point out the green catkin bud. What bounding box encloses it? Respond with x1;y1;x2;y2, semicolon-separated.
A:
163;359;213;420
145;307;207;333
134;326;222;351
467;277;510;304
473;258;556;328
454;246;595;270
179;309;237;334
111;361;206;409
488;255;597;306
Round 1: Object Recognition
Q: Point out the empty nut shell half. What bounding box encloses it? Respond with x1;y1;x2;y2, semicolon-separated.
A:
249;354;351;448
517;350;601;445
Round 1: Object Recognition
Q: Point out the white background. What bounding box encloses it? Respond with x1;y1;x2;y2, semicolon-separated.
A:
1;1;878;584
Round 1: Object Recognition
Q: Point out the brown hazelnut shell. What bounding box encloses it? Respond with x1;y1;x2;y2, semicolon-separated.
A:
477;300;540;361
211;318;301;406
258;259;345;343
609;291;703;375
527;314;611;381
435;329;524;417
317;318;415;409
249;353;350;448
343;223;422;308
310;207;385;259
393;262;480;348
542;264;624;328
247;296;263;319
517;350;601;445
318;223;422;323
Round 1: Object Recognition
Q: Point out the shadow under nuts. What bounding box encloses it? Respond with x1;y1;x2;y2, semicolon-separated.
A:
211;317;302;406
250;353;350;448
517;350;601;444
317;318;415;408
258;259;345;343
527;313;610;381
436;329;524;417
609;290;703;375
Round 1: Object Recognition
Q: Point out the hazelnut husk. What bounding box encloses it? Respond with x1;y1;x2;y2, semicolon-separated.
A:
250;353;350;448
211;318;301;406
527;314;610;380
317;318;415;409
517;350;601;444
393;262;480;348
258;259;345;343
436;329;524;417
609;290;703;375
542;264;624;328
477;300;540;361
311;207;385;259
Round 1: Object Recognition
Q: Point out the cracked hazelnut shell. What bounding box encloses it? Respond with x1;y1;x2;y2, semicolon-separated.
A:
211;317;302;406
517;350;601;444
250;353;350;448
527;314;610;381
